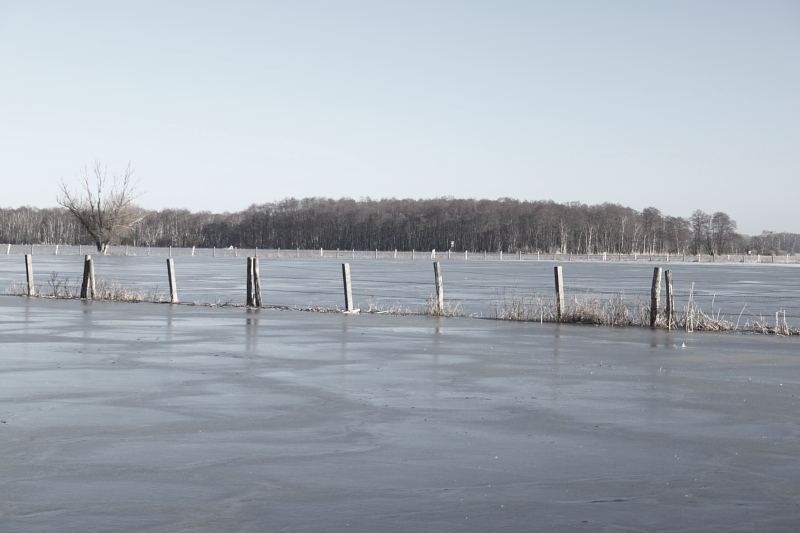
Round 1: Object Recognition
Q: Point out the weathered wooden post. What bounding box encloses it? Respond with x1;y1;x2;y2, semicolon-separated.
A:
191;246;195;256
665;269;674;330
394;249;397;259
246;257;254;307
80;255;96;299
213;246;216;257
342;263;354;312
55;244;59;255
320;248;323;258
167;258;178;303
25;254;34;296
499;251;503;260
554;266;564;322
433;261;443;314
375;249;378;259
431;249;436;259
650;267;662;327
519;251;522;260
169;245;172;257
465;250;468;260
253;257;262;307
412;249;415;260
6;243;10;254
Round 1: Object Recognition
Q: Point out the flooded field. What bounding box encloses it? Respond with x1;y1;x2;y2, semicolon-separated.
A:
1;251;799;326
1;296;799;531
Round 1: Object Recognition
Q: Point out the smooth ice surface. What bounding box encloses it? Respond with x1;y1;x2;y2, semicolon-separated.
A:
1;295;799;532
2;253;799;324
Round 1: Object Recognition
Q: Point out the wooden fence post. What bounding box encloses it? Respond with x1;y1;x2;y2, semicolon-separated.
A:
253;257;262;307
80;255;95;299
665;269;674;330
433;261;443;314
650;267;662;327
342;263;354;312
25;254;34;296
246;257;254;307
167;258;178;303
554;266;564;322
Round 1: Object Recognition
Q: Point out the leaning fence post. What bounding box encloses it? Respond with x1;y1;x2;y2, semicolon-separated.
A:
246;257;254;307
167;258;178;303
650;267;662;327
433;261;443;314
253;257;262;307
25;254;34;296
342;263;354;312
554;266;564;322
80;255;95;299
665;269;674;330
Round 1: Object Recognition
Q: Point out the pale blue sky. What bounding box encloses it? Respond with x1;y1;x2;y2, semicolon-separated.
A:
1;0;797;234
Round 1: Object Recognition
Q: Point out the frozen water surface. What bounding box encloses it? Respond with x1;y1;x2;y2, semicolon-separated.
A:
1;295;799;532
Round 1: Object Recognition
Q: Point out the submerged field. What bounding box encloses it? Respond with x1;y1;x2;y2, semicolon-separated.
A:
1;253;799;330
1;296;799;531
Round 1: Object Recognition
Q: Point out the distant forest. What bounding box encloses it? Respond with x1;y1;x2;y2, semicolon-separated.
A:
1;197;797;255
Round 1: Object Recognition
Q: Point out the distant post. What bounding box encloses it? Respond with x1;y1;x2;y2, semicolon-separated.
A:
433;262;443;314
80;255;95;299
253;257;262;307
650;267;662;327
554;266;564;321
25;254;34;296
167;258;178;303
664;269;674;330
246;257;254;307
342;263;354;312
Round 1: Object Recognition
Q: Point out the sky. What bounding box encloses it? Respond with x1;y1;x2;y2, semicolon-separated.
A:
0;1;797;235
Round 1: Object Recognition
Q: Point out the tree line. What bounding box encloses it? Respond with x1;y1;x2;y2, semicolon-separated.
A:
1;197;797;255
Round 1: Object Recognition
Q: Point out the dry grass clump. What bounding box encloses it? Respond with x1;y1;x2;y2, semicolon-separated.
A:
5;272;166;303
423;296;463;317
494;291;647;326
493;287;798;336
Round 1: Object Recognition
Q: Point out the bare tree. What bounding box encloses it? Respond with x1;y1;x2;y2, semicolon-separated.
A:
57;160;145;254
